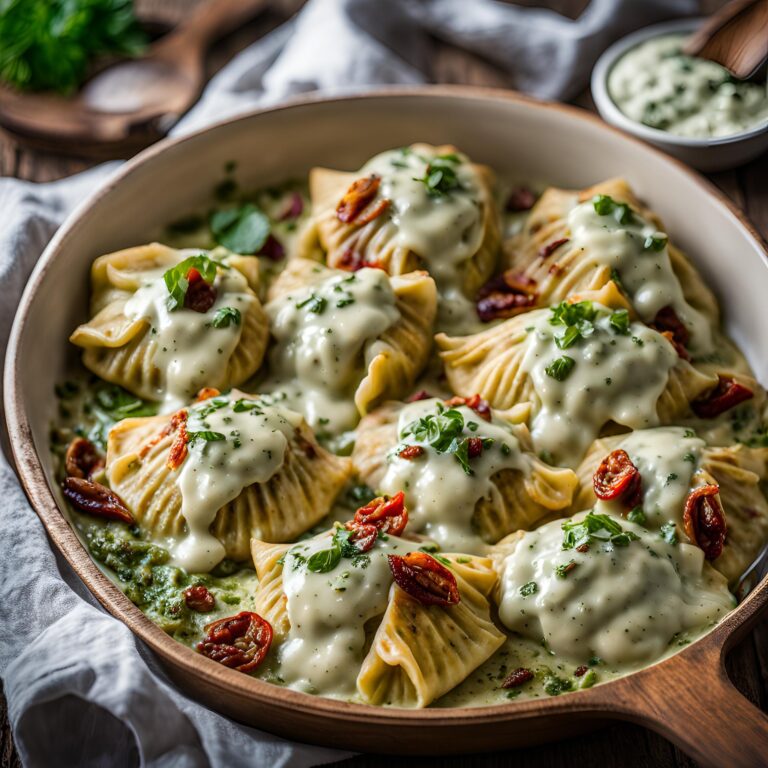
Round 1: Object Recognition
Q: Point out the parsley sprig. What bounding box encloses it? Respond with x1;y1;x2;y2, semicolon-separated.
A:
592;194;636;226
211;307;241;328
561;512;639;551
413;154;463;197
399;403;494;476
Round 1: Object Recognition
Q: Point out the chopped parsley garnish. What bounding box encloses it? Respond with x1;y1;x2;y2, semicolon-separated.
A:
562;512;639;551
660;521;678;545
163;255;218;311
304;526;370;574
296;293;327;314
196;398;229;418
609;268;625;292
545;355;575;382
543;675;573;696
413;154;462;196
643;233;668;252
683;429;696;439
592;194;636;226
187;430;226;445
627;507;646;525
210;203;270;254
519;581;538;597
554;560;577;579
683;452;695;463
609;309;630;335
94;383;157;421
399;403;493;476
211;307;241;328
549;300;597;349
232;398;262;413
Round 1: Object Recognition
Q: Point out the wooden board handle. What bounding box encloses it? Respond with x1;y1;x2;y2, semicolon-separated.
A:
608;639;768;768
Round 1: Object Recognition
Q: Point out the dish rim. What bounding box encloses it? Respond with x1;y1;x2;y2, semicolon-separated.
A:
5;84;768;726
591;18;768;148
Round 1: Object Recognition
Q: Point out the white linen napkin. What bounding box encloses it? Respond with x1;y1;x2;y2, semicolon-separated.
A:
0;1;697;765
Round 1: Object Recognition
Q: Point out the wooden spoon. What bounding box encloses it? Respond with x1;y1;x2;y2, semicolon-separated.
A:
0;0;269;155
683;0;768;80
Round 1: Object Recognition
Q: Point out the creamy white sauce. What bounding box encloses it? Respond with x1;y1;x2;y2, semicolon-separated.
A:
608;34;768;138
363;148;486;334
378;399;527;552
567;199;713;354
594;427;705;530
263;266;400;434
123;250;255;409
496;512;734;665
279;531;414;697
173;393;303;572
521;303;678;466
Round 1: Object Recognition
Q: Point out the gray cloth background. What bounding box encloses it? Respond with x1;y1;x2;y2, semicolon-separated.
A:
0;0;697;765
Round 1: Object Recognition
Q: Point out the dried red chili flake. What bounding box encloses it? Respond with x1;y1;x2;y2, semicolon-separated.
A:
502;667;534;688
62;477;134;524
444;394;492;421
538;237;570;260
407;389;432;402
652;306;690;360
184;585;216;613
197;612;273;673
691;376;754;419
336;175;381;224
466;437;484;458
683;484;727;560
388;551;461;607
505;187;538;213
278;191;304;221
195;387;221;402
184;267;217;313
398;445;425;460
345;523;378;553
350;491;408;536
574;665;588;677
258;234;286;261
167;410;189;470
593;449;642;508
476;271;538;322
65;437;104;480
576;543;590;554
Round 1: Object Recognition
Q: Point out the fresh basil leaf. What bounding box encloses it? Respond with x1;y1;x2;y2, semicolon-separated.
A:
163;255;218;311
545;355;575;382
210;204;270;254
306;546;342;574
187;431;226;444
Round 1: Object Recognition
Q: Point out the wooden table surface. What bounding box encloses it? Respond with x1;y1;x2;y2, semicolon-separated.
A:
2;1;767;766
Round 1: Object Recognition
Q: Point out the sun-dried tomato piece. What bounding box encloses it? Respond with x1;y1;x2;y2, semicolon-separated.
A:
692;376;754;418
336;175;381;224
502;667;534;688
574;665;588;677
466;437;484;458
593;449;642;507
167;410;189;470
258;234;285;261
444;394;492;421
184;585;216;613
684;484;727;560
398;445;425;460
62;477;134;524
476;271;538;322
195;387;221;402
279;192;304;221
505;187;538;212
407;389;432;402
354;198;390;226
65;437;104;480
345;523;378;553
388;552;461;607
538;237;570;260
652;306;690;360
197;611;273;673
184;267;217;313
351;491;408;536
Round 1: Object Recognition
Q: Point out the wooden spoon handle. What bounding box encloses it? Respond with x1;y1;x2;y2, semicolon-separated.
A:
609;640;768;768
159;0;270;53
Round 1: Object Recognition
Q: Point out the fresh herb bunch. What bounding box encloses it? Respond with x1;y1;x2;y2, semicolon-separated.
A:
549;300;597;349
399;403;494;476
413;153;463;196
561;512;639;551
0;0;146;94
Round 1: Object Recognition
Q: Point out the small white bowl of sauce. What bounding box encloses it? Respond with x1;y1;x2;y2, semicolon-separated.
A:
592;19;768;171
